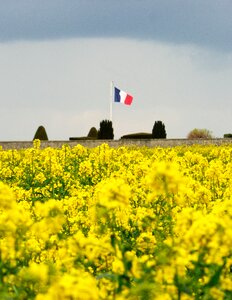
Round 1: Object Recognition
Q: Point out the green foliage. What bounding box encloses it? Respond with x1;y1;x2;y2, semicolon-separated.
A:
187;128;213;139
224;133;232;138
152;121;167;139
121;133;152;139
33;125;48;141
98;120;114;140
87;127;98;139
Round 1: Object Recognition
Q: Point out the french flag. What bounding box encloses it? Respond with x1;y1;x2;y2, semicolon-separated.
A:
114;87;133;105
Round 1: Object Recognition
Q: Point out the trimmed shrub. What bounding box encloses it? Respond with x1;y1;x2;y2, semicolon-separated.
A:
121;133;152;139
187;128;213;139
98;120;114;140
152;121;167;139
33;125;48;140
87;127;98;139
224;133;232;138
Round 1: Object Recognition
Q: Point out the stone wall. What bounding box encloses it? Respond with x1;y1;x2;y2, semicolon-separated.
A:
0;139;232;150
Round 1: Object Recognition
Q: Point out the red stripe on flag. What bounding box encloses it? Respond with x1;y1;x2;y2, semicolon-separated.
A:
124;94;133;105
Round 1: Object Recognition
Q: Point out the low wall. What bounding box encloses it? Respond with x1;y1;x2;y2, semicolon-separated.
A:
0;139;232;150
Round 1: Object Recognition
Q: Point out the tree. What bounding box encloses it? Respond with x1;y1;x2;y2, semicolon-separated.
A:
152;121;167;139
187;128;213;139
33;125;48;140
98;120;114;140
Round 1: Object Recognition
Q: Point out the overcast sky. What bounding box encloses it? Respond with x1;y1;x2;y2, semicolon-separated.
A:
0;0;231;140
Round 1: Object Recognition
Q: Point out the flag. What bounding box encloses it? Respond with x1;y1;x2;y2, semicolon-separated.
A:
114;87;133;105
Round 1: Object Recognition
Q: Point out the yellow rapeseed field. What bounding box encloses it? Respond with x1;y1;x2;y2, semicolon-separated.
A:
0;140;232;299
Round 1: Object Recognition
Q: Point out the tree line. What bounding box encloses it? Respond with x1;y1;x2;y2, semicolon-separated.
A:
33;122;231;141
33;120;167;141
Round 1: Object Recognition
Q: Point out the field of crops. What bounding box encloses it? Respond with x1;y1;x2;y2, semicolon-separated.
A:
0;140;232;299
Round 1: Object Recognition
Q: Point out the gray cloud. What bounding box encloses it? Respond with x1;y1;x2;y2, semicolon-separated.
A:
0;0;232;51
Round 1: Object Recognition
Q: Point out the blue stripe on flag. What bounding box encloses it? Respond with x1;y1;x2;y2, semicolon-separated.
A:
114;87;121;102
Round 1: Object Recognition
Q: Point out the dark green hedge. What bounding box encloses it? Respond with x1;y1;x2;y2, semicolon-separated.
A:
224;133;232;138
121;133;152;139
69;137;97;141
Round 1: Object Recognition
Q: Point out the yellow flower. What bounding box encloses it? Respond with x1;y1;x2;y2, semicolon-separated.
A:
147;161;185;201
0;182;16;210
19;262;49;284
36;270;99;300
136;232;156;253
209;287;224;300
112;257;125;275
96;178;131;210
33;139;41;149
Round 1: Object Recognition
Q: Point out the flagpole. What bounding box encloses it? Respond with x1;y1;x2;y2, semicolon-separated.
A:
110;81;114;121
